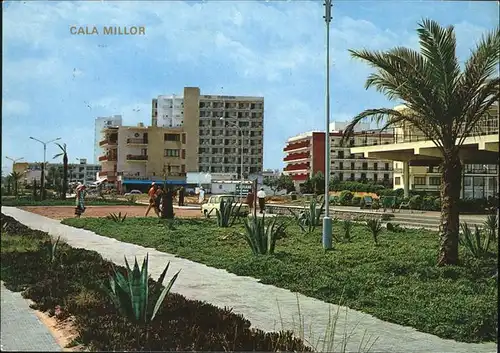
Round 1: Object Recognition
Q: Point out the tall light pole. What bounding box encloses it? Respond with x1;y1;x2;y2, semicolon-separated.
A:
29;136;61;200
221;117;244;201
5;156;24;172
323;0;333;249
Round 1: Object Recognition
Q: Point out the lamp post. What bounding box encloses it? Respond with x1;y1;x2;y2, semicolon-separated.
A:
29;136;61;200
322;0;333;249
5;156;24;172
221;117;244;201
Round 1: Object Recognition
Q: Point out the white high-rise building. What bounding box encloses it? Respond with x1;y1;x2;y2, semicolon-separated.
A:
153;95;184;128
94;115;122;163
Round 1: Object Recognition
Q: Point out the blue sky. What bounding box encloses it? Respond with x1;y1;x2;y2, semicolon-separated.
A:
2;0;498;173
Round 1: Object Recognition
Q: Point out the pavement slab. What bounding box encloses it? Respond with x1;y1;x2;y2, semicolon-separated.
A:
1;206;497;353
0;282;61;352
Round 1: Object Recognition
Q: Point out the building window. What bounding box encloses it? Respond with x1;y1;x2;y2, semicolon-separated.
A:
350;173;355;181
373;174;378;182
383;173;390;180
395;177;401;185
414;176;426;185
463;177;472;187
164;133;180;141
339;173;343;181
429;177;441;185
164;149;180;157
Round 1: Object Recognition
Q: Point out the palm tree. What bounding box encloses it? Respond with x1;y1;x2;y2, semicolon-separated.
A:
341;19;499;266
9;172;24;198
53;143;68;200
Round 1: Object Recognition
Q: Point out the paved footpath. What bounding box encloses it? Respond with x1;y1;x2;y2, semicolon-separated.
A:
2;206;497;353
1;282;61;351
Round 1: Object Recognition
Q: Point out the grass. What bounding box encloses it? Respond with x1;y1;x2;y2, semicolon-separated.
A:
61;216;498;343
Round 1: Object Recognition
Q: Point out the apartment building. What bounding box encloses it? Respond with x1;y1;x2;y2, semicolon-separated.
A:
97;123;187;192
283;128;394;188
13;159;101;186
94;115;122;164
351;104;499;199
152;87;264;176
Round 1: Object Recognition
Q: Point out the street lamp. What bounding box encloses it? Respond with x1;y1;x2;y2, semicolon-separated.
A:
29;136;61;200
220;117;244;201
323;0;333;249
5;156;24;172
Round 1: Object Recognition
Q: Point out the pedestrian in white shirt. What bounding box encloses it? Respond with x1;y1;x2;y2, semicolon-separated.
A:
257;187;266;213
198;186;205;204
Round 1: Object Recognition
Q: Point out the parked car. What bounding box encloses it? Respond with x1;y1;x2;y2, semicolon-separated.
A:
201;194;249;218
124;190;142;196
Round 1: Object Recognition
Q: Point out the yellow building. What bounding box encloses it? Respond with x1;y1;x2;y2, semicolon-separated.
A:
97;123;187;192
351;104;499;199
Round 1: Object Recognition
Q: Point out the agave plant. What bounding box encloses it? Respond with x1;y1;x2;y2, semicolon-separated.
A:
459;223;491;258
104;254;180;325
342;220;354;242
242;214;287;255
484;213;498;242
366;218;383;245
215;199;242;228
106;212;127;223
289;198;325;233
47;236;61;264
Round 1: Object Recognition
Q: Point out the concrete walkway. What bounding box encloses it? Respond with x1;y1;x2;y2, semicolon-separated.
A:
0;282;61;351
2;206;496;353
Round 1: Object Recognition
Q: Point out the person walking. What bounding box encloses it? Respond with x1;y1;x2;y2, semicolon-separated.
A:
198;186;205;204
155;185;163;216
178;186;185;207
257;187;266;214
145;182;159;217
74;184;87;217
246;188;255;211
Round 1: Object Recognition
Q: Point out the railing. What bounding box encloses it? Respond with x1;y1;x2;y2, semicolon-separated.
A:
121;173;186;180
99;139;117;146
336;167;393;171
284;141;310;151
126;155;148;161
126;138;148;144
284;163;309;172
284;152;310;161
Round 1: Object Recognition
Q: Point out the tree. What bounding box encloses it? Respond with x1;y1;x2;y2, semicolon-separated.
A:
53;143;68;200
263;176;279;195
277;174;295;193
9;172;23;198
311;171;325;195
342;19;499;266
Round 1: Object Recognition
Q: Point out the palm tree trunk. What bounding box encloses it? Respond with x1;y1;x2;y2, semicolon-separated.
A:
437;154;462;266
62;155;68;200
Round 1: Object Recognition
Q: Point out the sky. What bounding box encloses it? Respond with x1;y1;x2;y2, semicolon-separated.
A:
2;0;498;174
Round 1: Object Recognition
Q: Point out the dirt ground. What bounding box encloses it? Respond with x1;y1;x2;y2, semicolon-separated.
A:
19;206;203;220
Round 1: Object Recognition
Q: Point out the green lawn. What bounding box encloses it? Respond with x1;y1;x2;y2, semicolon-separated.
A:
61;216;498;343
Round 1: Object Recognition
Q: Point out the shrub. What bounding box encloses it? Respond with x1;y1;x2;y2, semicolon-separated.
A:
387;222;404;233
484;214;498;241
351;196;361;206
107;212;127;223
380;213;392;221
341;220;354;242
339;190;353;206
288;198;324;234
215;199;242;228
409;195;423;210
103;254;180;325
371;198;380;210
366;218;382;245
126;195;137;204
459;223;492;258
241;215;286;255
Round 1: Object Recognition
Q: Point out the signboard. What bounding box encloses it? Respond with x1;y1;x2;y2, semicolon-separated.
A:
235;183;253;195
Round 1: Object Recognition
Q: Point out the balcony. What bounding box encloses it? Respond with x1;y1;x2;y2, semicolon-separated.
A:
127;138;148;145
99;139;117;147
284;163;310;172
126;154;148;161
284;152;310;161
283;141;310;152
121;172;186;180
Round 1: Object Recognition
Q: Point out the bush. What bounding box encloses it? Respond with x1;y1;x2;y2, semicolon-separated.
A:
371;198;380;210
329;181;386;193
339;190;354;206
366;218;382;245
241;215;286;255
351;196;361;207
409;195;423;209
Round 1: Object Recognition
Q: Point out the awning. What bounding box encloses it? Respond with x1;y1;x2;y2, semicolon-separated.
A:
122;179;186;185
